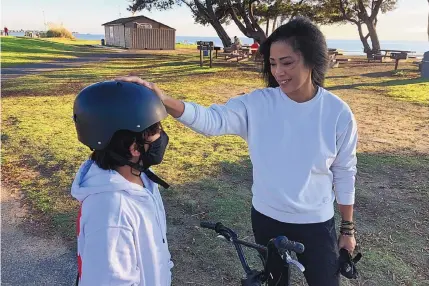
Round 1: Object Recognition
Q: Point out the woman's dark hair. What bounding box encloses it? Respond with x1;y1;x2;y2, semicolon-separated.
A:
91;122;162;170
259;17;328;88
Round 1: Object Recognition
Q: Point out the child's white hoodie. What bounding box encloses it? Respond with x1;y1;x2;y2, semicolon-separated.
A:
71;160;173;286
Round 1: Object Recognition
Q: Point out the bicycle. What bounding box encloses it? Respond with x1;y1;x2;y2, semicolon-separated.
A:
200;221;306;286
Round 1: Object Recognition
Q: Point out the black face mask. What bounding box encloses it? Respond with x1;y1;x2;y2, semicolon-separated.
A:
140;131;169;169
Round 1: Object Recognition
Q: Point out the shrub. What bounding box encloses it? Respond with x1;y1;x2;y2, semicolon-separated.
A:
46;27;74;39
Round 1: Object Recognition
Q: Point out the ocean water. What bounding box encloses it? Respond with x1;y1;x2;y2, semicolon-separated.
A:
9;32;104;41
9;32;428;56
176;36;428;56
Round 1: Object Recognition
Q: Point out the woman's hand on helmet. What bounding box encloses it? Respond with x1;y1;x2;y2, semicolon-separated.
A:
115;76;166;101
114;76;185;118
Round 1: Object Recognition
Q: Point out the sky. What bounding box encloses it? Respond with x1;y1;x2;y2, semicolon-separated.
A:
1;0;428;41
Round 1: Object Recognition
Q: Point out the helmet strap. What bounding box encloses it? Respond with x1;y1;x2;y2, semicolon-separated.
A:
108;151;170;189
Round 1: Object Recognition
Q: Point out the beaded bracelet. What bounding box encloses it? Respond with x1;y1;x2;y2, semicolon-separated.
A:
340;220;356;236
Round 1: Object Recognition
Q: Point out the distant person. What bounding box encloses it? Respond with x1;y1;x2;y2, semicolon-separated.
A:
231;36;242;54
250;39;260;58
4;27;9;36
116;16;358;286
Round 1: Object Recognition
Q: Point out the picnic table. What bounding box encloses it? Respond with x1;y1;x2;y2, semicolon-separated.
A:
216;45;253;62
328;48;350;68
368;49;416;70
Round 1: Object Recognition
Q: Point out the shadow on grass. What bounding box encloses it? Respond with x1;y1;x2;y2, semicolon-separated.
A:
1;58;229;97
329;77;428;91
360;68;419;78
326;75;350;79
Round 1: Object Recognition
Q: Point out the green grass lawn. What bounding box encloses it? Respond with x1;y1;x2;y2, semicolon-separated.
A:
1;36;100;67
175;43;197;49
1;38;429;285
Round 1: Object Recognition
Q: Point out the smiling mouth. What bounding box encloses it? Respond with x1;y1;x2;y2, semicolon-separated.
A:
279;79;291;84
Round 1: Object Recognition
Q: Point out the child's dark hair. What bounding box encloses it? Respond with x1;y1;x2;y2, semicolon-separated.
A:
259;17;329;88
91;122;161;170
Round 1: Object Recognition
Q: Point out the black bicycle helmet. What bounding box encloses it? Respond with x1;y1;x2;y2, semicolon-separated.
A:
73;80;168;150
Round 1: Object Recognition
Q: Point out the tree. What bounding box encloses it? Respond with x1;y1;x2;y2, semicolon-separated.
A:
221;0;329;43
129;0;233;47
128;0;358;47
221;0;267;43
253;0;295;35
320;0;398;53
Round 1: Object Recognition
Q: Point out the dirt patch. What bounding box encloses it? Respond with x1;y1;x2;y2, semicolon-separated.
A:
1;181;77;285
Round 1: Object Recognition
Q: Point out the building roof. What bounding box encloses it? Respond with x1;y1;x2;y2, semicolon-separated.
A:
102;15;175;30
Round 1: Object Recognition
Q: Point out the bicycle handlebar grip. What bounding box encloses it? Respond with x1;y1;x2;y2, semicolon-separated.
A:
275;236;305;254
200;221;217;230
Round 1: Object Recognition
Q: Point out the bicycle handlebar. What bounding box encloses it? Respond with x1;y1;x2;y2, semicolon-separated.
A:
200;221;305;255
274;236;305;254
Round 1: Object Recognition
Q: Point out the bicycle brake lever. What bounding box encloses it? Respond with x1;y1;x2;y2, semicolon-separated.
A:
284;252;305;272
217;234;232;242
287;257;305;272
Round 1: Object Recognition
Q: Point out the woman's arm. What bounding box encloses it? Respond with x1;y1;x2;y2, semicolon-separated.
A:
115;76;249;139
330;116;358;252
331;117;358;211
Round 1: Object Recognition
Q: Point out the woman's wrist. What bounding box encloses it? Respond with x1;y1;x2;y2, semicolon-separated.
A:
339;219;356;237
162;96;185;118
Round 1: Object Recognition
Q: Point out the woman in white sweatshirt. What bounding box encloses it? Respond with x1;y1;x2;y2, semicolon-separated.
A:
117;17;358;286
72;81;173;285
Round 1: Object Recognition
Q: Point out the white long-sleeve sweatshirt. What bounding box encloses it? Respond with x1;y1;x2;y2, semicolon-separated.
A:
71;160;173;286
177;86;358;224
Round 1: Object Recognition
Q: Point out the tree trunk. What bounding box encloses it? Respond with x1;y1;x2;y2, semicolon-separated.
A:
252;30;267;44
356;22;372;54
205;26;231;48
365;19;380;53
226;0;267;44
194;0;232;47
266;18;270;35
211;20;232;47
272;16;278;33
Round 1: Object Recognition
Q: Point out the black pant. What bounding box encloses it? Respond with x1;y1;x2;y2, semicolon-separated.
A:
251;207;340;286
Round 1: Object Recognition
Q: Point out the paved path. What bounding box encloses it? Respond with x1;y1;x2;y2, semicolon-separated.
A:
1;186;77;285
1;51;146;81
1;57;103;81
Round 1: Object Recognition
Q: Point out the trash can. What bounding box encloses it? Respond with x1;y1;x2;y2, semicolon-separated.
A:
101;39;105;46
421;51;429;79
203;49;209;56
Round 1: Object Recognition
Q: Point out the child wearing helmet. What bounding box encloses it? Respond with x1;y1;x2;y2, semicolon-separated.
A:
72;81;173;285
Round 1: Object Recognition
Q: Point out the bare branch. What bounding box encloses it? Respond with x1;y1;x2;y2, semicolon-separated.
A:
226;0;249;35
182;0;198;15
370;0;383;21
193;0;210;18
357;0;370;21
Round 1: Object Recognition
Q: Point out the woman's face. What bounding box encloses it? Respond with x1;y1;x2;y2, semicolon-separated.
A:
269;41;312;95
